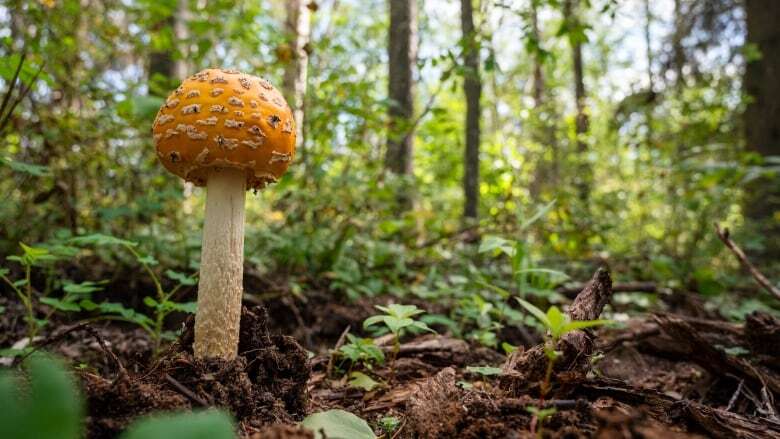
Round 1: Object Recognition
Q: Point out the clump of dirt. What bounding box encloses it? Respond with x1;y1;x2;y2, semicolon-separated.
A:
83;306;310;438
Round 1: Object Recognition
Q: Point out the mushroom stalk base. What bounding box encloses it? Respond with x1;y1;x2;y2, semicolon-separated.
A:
194;168;246;359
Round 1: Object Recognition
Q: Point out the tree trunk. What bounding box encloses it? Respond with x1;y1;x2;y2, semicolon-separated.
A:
563;0;589;204
461;0;481;220
282;0;312;152
743;0;780;260
531;0;544;108
386;0;417;178
148;0;188;90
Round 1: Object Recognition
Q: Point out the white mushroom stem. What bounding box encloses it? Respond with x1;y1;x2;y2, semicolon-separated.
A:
194;167;246;359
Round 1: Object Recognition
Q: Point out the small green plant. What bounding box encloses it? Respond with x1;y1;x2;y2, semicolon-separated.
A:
0;243;73;341
363;304;434;360
0;353;234;439
525;406;557;439
338;333;385;371
378;416;401;435
516;297;611;438
478;200;568;300
69;234;197;355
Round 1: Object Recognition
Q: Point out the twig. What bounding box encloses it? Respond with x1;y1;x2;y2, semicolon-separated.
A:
326;325;350;378
20;322;124;376
714;223;780;301
164;374;209;407
390;417;406;439
727;379;744;412
0;52;25;123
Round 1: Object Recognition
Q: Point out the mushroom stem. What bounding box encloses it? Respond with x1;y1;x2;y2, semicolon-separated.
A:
194;167;246;359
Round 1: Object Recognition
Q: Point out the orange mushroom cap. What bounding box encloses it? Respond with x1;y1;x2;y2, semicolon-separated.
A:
152;68;296;190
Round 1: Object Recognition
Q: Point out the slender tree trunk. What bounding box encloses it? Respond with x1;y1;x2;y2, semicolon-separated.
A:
743;0;780;260
148;0;188;89
672;0;685;87
529;0;557;198
531;1;544;108
386;0;417;178
461;0;481;220
283;0;312;152
563;0;589;204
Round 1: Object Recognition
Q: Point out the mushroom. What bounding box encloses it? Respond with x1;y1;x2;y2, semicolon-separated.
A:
152;68;296;359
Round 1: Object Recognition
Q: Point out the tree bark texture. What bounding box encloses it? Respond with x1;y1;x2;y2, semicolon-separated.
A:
563;0;590;204
283;0;312;152
386;0;417;178
743;0;780;260
461;0;481;220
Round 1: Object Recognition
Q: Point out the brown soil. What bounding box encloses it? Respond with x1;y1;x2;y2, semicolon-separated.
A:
82;306;310;438
2;269;780;438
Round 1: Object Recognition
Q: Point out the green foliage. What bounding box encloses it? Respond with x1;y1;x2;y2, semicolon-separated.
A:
364;304;435;341
348;371;383;392
1;242;74;340
466;365;503;377
378;416;401;434
515;298;612;341
0;354;235;439
68;234;197;354
338;334;385;370
301;409;376;439
120;410;235;439
0;354;83;439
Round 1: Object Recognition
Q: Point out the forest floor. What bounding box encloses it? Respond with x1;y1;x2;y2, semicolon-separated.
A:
2;268;780;438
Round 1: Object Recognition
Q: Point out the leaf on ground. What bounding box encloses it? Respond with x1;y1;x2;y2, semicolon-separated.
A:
301;409;376;439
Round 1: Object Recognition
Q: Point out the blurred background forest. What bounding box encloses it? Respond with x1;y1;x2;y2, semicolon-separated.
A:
1;0;778;334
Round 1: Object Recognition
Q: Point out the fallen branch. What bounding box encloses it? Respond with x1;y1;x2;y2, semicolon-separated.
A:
714;223;780;301
653;313;780;397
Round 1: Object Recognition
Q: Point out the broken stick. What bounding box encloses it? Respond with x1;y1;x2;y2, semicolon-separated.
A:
714;223;780;301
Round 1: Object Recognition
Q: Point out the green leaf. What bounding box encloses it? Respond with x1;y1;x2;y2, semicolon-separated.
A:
62;281;104;296
301;409;376;439
466;366;503;376
383;316;413;335
376;304;425;319
0;354;83;439
69;234;138;248
561;319;613;334
0;157;51;177
519;199;556;230
514;298;550;328
478;235;515;257
137;255;159;267
410;321;436;334
40;297;81;312
362;315;385;329
165;270;197;286
20;242;50;264
546;306;566;338
476;280;512;299
166;301;197;314
348;372;382;392
120;410;235;439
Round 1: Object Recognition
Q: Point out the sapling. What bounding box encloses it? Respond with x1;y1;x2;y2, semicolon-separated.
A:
363;304;434;366
1;243;63;341
338;333;385;371
70;234;197;356
516;297;612;438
